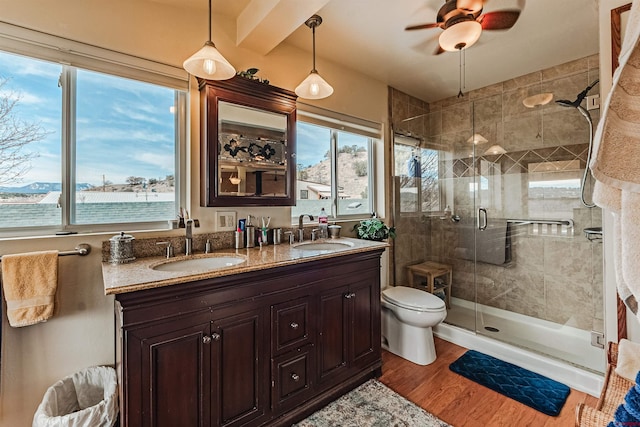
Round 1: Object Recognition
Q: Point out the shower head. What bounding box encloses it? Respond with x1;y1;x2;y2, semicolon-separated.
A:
555;79;600;108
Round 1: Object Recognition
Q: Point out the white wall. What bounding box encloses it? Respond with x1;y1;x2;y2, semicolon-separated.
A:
0;1;389;425
598;0;640;343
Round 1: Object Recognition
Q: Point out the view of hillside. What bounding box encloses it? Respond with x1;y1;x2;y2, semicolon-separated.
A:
298;150;369;199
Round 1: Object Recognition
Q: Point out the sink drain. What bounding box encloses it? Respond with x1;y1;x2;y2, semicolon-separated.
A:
484;326;500;333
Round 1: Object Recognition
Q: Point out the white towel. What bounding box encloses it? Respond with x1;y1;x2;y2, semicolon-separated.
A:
616;339;640;382
590;0;640;321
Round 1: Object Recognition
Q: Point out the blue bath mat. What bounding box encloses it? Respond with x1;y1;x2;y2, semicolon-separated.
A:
449;350;570;416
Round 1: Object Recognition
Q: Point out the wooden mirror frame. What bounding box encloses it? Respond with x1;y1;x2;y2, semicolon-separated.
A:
199;76;297;207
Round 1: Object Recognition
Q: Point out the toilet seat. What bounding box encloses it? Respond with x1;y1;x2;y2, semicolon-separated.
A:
382;286;445;312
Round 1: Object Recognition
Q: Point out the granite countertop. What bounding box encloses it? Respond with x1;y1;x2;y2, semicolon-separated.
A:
102;237;387;295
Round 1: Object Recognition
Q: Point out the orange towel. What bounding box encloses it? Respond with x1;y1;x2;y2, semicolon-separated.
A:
1;250;59;327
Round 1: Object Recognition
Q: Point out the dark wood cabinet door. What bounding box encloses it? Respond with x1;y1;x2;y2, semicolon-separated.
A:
316;286;350;385
210;305;269;427
350;278;381;368
127;313;212;427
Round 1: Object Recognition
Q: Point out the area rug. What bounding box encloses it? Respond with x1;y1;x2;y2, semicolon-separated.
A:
294;379;450;427
449;350;570;416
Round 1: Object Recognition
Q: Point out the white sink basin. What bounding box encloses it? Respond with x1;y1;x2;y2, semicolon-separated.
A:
152;255;246;272
292;241;353;252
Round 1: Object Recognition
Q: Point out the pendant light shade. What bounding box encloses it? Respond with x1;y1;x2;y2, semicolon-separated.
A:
484;144;507;155
296;71;334;99
183;0;235;80
467;133;488;145
295;15;333;100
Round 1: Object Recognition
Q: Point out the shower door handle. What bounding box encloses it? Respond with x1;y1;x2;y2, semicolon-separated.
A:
477;207;488;231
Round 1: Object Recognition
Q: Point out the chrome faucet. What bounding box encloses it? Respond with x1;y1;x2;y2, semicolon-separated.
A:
298;214;314;242
184;219;200;255
185;219;193;255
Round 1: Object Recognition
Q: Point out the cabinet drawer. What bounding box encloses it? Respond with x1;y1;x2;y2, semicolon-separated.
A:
272;297;311;354
271;345;315;411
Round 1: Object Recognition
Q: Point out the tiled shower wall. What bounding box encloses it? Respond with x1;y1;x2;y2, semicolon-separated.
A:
391;55;603;331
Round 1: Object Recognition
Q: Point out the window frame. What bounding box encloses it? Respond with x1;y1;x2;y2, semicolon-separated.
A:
296;105;381;222
393;134;444;217
0;22;188;238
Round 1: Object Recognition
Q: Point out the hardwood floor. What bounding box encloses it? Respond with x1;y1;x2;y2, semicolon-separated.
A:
378;338;600;426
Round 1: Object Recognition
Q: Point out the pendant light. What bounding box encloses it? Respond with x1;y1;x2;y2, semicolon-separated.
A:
295;15;334;100
467;133;488;145
183;0;235;80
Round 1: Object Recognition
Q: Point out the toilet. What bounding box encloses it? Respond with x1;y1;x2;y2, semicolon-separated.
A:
381;286;447;365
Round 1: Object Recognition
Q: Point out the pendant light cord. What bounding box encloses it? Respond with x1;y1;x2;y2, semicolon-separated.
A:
311;23;317;72
207;0;212;43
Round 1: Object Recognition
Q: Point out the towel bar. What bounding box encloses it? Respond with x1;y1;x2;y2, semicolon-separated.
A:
0;243;91;262
506;218;574;228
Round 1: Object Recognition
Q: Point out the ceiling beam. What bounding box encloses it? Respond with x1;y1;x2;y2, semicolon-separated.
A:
236;0;330;55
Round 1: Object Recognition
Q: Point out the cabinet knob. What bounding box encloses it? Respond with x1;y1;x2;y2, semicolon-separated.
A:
202;336;212;344
290;322;299;330
344;292;356;299
290;373;300;382
211;332;221;341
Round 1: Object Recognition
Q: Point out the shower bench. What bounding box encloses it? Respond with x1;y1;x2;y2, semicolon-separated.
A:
406;261;452;308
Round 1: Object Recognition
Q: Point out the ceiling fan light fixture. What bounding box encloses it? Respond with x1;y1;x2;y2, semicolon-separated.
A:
522;93;554;108
439;20;482;51
183;0;236;80
296;15;333;100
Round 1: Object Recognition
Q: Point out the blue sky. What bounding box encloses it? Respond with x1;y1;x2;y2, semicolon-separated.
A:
1;49;368;188
0;50;176;187
297;121;368;168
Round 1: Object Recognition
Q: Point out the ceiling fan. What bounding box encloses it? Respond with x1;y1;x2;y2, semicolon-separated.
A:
405;0;521;54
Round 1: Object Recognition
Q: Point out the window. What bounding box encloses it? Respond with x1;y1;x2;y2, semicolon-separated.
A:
294;114;378;222
394;136;441;214
0;27;187;235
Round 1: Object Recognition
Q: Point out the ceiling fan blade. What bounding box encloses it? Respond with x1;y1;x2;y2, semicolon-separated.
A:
479;10;521;30
405;22;440;31
456;0;484;13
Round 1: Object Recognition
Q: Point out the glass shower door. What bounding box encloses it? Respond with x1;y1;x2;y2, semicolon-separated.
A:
466;95;605;372
392;95;605;372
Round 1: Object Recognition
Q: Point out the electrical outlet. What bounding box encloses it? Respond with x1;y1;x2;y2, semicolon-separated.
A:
216;211;236;231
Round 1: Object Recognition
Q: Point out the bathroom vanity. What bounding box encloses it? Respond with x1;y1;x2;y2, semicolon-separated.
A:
103;239;386;427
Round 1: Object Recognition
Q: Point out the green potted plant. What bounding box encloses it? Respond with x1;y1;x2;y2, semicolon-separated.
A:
353;218;396;241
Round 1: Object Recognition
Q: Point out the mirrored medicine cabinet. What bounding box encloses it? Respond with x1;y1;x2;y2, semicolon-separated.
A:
199;76;297;207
